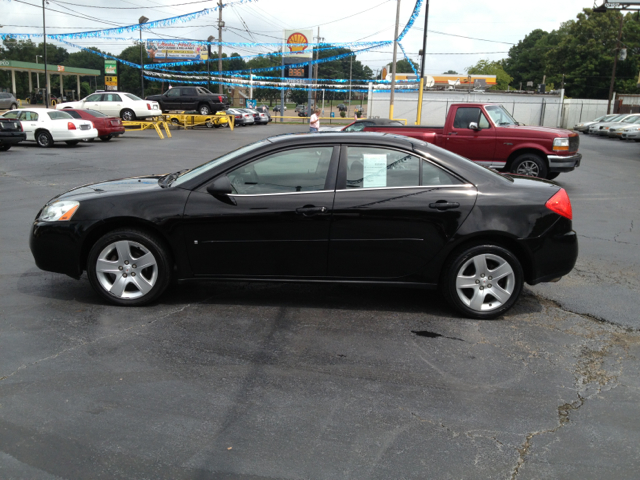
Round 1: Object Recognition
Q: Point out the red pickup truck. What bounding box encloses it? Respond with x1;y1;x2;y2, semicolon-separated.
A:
363;103;581;180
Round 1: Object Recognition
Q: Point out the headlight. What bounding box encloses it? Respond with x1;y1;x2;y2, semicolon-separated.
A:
40;200;80;222
553;137;570;151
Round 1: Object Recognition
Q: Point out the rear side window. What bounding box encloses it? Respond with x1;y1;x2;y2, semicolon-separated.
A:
85;109;107;117
65;110;82;119
47;111;72;120
181;88;197;96
21;111;39;121
345;146;419;189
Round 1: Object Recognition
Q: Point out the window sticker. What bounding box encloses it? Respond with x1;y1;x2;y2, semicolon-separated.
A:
363;154;388;187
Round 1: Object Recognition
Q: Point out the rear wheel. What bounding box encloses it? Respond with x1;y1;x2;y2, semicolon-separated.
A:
198;104;211;115
36;131;53;148
87;229;172;306
10;103;18;110
441;244;524;319
510;153;548;179
120;109;135;121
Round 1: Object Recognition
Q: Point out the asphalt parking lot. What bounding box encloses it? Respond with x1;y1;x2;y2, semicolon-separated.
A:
1;126;639;479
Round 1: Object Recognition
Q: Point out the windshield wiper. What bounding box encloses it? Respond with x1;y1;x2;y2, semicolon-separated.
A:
159;169;189;187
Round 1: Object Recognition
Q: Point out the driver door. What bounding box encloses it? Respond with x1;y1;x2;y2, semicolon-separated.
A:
444;107;496;162
162;88;181;111
182;145;339;278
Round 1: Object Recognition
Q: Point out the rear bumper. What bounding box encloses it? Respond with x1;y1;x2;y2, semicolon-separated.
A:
548;153;582;172
0;132;26;145
524;226;579;285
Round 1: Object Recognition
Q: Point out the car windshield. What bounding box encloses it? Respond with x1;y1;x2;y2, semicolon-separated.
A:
125;94;143;101
171;140;271;187
622;116;640;123
47;111;73;120
85;109;107;117
485;105;518;126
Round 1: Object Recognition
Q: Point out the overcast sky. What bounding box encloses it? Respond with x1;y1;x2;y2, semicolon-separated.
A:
2;0;592;77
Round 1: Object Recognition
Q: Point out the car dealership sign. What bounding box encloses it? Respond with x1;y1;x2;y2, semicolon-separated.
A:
146;40;209;61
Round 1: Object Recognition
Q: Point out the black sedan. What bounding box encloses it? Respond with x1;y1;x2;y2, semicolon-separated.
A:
29;133;578;319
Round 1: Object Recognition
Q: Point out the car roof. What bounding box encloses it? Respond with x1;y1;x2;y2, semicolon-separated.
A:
354;118;402;125
266;132;419;149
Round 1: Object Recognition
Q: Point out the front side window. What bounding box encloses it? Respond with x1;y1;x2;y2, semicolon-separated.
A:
228;147;334;194
20;111;39;121
181;88;197;96
345;147;419;189
85;94;103;102
485;105;517;126
453;107;484;129
166;89;180;97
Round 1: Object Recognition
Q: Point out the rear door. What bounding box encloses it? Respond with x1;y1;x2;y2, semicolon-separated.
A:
328;144;477;280
180;87;198;110
444;106;496;163
18;110;40;140
183;145;339;277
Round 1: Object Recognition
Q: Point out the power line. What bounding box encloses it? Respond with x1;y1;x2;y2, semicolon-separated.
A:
50;0;215;9
413;28;516;45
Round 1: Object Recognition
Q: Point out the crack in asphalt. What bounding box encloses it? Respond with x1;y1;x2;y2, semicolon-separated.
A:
579;233;640;247
0;304;194;383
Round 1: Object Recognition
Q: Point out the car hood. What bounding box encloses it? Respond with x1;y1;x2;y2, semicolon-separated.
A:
53;175;166;201
502;125;576;137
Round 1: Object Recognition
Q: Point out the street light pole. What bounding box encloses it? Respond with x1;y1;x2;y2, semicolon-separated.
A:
35;55;43;89
389;0;401;120
218;0;224;95
139;16;149;99
42;0;48;107
207;35;215;92
607;12;625;114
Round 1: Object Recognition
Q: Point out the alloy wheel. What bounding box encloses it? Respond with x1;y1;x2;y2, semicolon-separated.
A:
455;253;515;312
95;240;158;299
515;160;540;177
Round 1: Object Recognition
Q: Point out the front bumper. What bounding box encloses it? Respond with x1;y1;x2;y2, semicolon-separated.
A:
548;153;582;172
29;220;92;279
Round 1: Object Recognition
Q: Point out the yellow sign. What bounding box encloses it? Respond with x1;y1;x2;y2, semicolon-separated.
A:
284;29;313;59
105;76;118;86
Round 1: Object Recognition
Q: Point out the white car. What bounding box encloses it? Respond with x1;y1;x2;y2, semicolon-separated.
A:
56;91;160;121
1;108;98;147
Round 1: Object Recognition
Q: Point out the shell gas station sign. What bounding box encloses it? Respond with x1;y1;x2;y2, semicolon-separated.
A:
284;29;313;59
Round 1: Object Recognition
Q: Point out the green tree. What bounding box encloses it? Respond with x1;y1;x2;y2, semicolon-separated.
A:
395;58;419;74
467;59;513;90
443;70;459;74
503;29;550;89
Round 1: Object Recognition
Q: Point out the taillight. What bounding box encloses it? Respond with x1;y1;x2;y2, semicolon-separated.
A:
218;96;223;103
147;103;151;110
67;122;76;130
545;188;572;219
235;115;241;119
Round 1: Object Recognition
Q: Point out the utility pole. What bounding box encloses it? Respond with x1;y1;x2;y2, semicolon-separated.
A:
139;16;148;98
42;0;48;107
608;12;624;114
348;55;353;112
313;27;322;105
389;0;401;120
416;0;430;124
218;0;224;95
207;35;214;91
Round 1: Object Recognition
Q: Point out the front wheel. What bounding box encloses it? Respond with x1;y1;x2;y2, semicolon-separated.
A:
441;244;524;319
120;109;135;121
87;229;172;306
0;144;11;151
510;153;548;179
36;131;53;148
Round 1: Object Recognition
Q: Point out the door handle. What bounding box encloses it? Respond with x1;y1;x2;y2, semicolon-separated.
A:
447;132;458;135
296;205;328;216
429;201;460;211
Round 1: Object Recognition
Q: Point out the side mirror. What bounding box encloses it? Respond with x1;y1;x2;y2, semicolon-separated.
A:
469;122;480;131
206;176;233;196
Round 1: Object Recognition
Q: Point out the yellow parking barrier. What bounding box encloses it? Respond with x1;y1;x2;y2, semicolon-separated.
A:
122;119;172;139
164;112;234;131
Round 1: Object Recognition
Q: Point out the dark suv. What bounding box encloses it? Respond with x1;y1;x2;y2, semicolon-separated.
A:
146;87;229;115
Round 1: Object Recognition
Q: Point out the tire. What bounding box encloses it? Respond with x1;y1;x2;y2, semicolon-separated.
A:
0;144;11;151
546;172;560;180
198;104;211;115
100;135;112;142
87;229;172;306
120;109;135;121
10;103;17;110
441;244;524;320
510;152;548;178
65;140;79;146
36;130;53;148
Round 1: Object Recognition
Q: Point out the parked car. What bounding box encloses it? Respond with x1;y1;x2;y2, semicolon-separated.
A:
273;105;287;112
606;114;640;138
320;118;404;133
57;91;161;121
362;103;581;180
0;92;19;110
239;108;269;125
336;104;347;112
255;105;272;122
29;132;578;319
166;110;229;129
62;108;125;142
620;124;640;141
587;114;635;135
2;108;97;147
0;116;26;151
145;86;229;115
573;114;618;133
227;108;254;126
